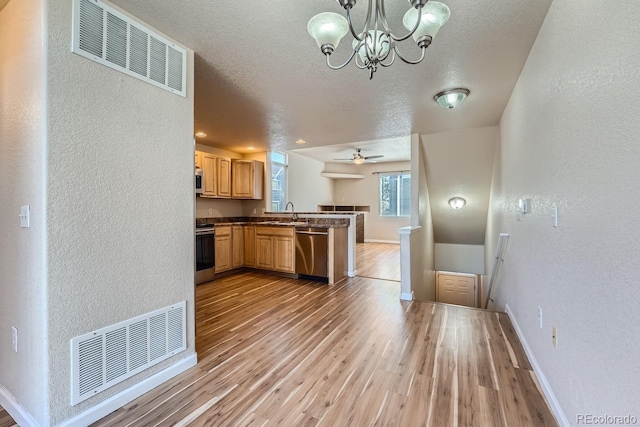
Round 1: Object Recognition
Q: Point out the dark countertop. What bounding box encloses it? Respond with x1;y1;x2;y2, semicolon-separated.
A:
196;216;349;229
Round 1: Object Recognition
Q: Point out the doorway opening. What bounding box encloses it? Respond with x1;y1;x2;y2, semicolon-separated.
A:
356;242;401;282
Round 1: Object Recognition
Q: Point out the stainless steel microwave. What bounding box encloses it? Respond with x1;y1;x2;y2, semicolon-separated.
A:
195;167;203;194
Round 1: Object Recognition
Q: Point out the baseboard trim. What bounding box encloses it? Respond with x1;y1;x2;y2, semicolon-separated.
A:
399;292;413;301
58;353;197;427
504;304;570;427
348;269;357;277
0;384;42;427
364;239;400;244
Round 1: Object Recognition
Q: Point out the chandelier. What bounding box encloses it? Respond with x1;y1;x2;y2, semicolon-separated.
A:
307;0;451;79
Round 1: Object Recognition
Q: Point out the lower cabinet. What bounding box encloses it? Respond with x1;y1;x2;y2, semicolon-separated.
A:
232;226;243;268
213;225;295;276
243;225;255;267
215;226;232;273
255;226;295;273
273;235;295;273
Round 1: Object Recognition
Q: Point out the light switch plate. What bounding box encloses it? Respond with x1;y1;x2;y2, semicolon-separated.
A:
551;205;559;227
20;205;30;228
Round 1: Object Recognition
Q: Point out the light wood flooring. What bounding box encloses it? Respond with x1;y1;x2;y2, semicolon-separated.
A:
356;242;401;282
0;407;16;427
92;272;557;427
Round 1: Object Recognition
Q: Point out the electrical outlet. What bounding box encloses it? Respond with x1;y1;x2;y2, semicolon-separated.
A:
11;327;18;352
552;326;558;348
537;306;543;329
208;208;213;215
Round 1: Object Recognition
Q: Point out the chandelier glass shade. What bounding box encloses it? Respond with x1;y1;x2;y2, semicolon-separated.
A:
307;0;451;79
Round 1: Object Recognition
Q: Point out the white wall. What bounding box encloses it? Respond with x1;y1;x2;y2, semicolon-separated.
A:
435;244;484;274
328;161;411;242
45;1;196;424
485;0;640;423
410;136;436;301
287;151;333;212
0;0;49;424
195;143;243;218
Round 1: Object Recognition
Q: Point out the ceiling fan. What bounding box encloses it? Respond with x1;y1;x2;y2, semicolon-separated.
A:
333;148;384;164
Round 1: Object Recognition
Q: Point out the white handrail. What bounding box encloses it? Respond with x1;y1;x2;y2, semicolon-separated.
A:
485;233;510;309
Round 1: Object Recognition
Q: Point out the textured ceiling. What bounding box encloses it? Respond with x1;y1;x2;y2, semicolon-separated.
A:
422;127;498;245
111;0;552;154
290;136;411;164
110;0;551;245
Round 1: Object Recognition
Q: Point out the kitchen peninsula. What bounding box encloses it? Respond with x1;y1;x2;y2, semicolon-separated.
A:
196;214;355;285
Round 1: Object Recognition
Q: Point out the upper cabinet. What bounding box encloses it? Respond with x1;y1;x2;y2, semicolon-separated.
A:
232;160;263;200
202;153;217;197
216;157;232;198
195;152;263;200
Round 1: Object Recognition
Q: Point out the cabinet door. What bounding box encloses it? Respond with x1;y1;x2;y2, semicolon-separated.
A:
215;227;232;272
274;235;295;273
217;157;232;198
202;154;217;197
255;235;274;270
243;226;255;267
231;160;254;198
232;226;243;268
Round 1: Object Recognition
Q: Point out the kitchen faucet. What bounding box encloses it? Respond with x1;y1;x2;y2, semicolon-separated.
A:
285;202;297;220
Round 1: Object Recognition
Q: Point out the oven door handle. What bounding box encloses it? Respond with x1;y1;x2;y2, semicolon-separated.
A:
196;230;216;236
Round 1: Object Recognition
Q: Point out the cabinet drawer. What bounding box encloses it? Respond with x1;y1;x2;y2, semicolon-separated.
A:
214;226;232;236
255;226;294;237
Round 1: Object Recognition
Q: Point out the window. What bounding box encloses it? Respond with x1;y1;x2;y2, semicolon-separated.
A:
379;173;411;217
270;152;288;212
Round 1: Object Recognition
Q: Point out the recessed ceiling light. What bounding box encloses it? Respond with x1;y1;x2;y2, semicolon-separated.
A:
247;147;255;150
448;197;466;209
295;139;306;145
195;131;207;138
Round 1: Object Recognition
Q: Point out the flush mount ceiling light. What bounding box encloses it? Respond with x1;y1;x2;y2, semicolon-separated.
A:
195;131;207;138
434;88;470;109
307;0;451;79
448;197;466;209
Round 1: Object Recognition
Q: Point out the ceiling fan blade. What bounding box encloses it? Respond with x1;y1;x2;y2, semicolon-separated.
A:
364;155;384;160
333;158;355;161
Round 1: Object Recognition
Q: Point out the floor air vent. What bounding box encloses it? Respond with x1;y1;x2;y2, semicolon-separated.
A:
70;301;187;405
71;0;187;97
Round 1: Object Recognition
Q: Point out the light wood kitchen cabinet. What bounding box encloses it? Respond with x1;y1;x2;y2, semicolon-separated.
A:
215;226;232;273
273;235;295;273
217;157;232;198
202;153;217;197
231;160;264;200
232;226;243;268
243;225;255;267
255;233;274;269
255;226;295;273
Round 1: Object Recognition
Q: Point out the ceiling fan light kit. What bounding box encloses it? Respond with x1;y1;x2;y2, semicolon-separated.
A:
307;0;450;79
434;88;470;109
334;148;384;164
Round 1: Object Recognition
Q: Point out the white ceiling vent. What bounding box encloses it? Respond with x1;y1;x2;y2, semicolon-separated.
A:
72;0;187;97
70;301;187;405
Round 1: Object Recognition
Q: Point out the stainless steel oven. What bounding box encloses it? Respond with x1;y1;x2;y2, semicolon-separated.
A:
195;225;215;284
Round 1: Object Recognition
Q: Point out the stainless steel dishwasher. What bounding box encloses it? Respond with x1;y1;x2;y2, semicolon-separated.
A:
295;227;328;278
